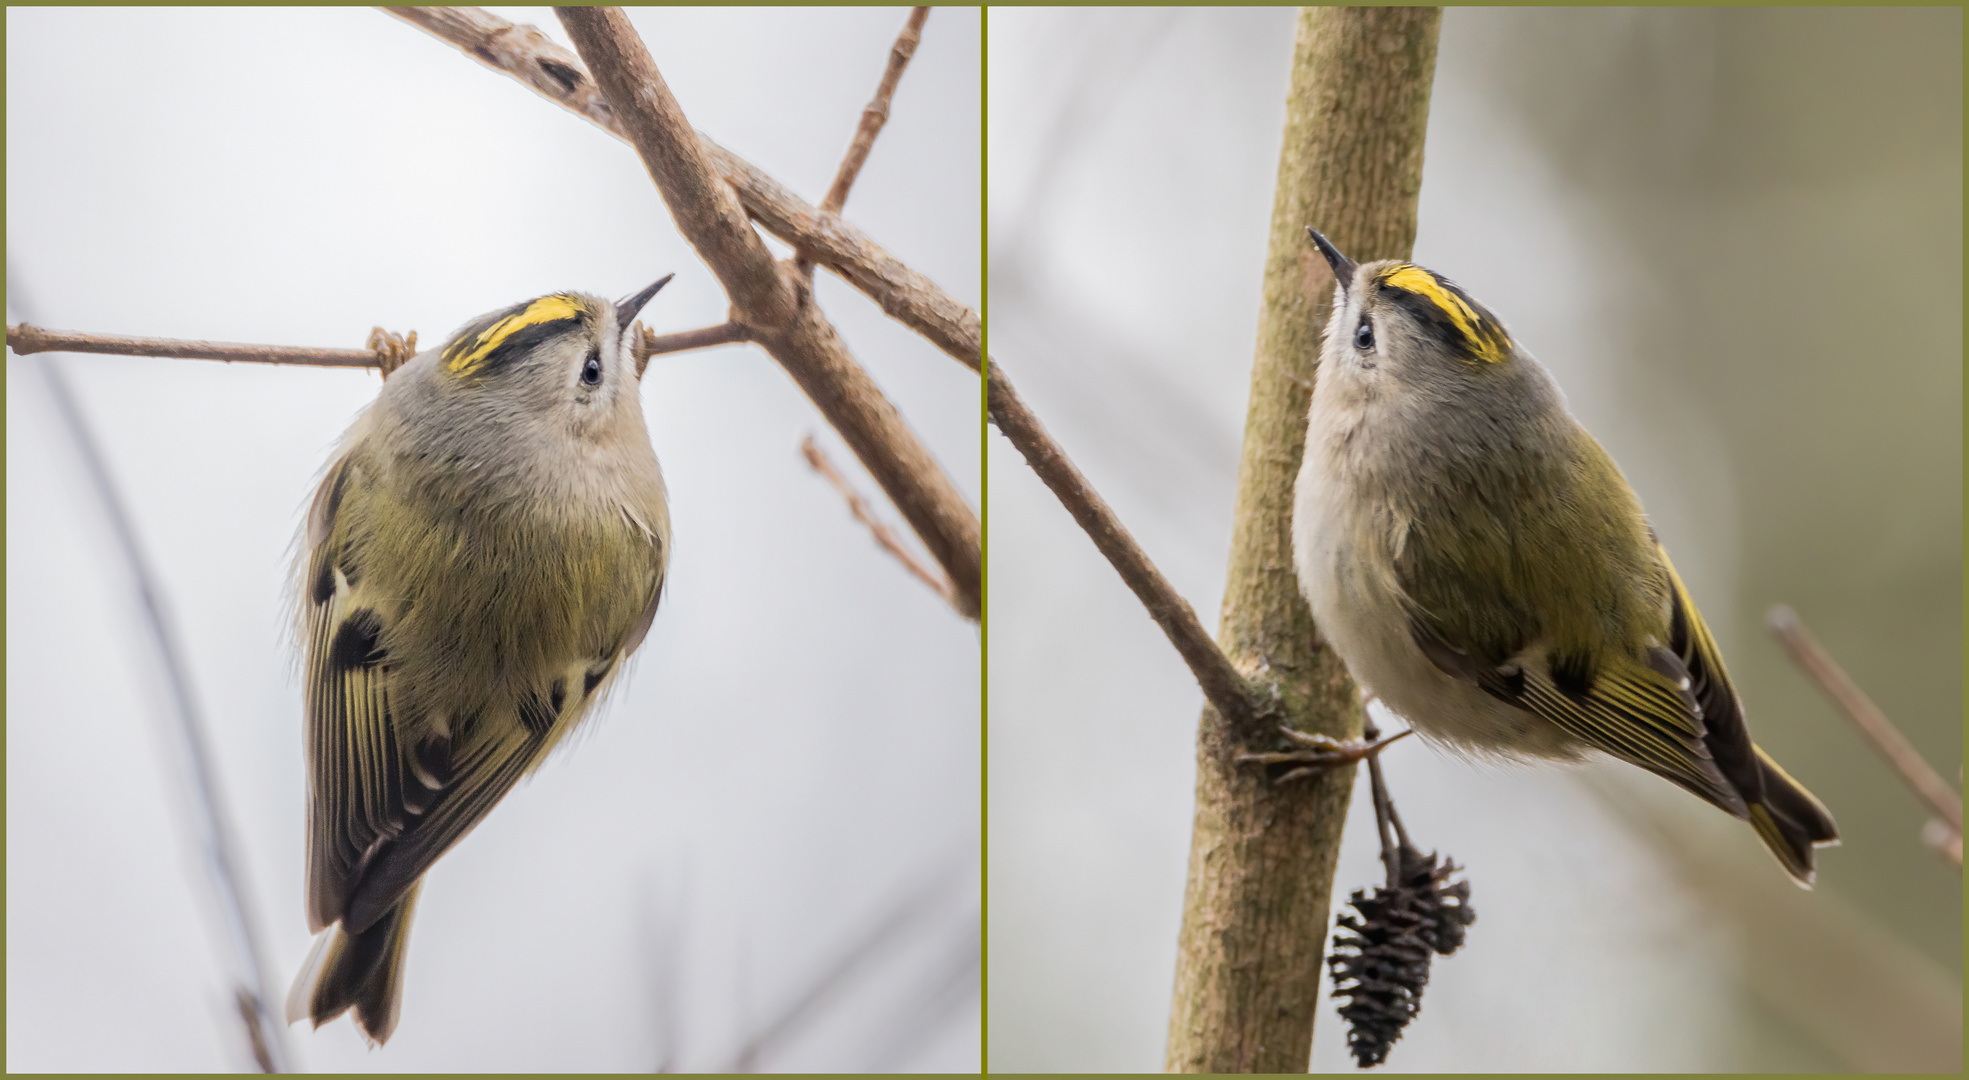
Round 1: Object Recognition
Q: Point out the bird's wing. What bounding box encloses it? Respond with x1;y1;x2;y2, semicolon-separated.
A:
302;454;408;933
304;458;670;934
334;570;666;933
1656;545;1762;800
1407;606;1746;818
336;718;542;933
302;457;544;936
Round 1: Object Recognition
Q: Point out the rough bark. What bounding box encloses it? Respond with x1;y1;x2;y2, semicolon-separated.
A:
1164;8;1442;1072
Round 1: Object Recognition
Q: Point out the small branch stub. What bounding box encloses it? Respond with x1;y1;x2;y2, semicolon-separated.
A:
633;321;751;374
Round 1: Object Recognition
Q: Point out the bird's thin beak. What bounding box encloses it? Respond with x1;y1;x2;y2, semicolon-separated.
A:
1305;228;1357;295
615;273;674;328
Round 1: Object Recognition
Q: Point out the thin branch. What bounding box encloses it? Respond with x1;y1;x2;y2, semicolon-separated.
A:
821;7;929;216
633;320;751;372
384;6;982;371
986;358;1258;730
1768;605;1963;834
8;323;383;370
1361;720;1402;887
556;6;980;619
800;434;963;615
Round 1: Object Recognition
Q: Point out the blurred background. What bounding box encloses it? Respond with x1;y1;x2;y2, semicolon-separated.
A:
8;7;978;1072
988;7;1959;1073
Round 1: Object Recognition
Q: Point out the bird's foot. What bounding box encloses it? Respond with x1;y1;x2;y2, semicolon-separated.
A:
1237;726;1412;783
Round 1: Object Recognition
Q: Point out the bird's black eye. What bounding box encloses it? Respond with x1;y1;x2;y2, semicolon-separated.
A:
581;349;603;387
1354;319;1375;351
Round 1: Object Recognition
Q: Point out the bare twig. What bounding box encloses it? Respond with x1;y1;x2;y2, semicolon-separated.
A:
1768;605;1963;842
801;434;963;615
986;359;1258;729
8;322;384;370
633;321;751;372
821;7;929;216
556;6;980;619
384;6;982;370
1361;720;1402;887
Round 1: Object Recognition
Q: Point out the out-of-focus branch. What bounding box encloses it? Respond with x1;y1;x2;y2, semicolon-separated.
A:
7;322;385;370
22;334;291;1071
383;6;982;371
986;359;1258;728
821;7;929;215
723;865;970;1072
801;434;964;617
555;6;979;619
1587;763;1964;1072
1921;819;1963;865
1768;605;1962;862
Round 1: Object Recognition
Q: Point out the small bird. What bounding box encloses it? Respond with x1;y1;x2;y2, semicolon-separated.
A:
1291;228;1837;885
287;277;674;1043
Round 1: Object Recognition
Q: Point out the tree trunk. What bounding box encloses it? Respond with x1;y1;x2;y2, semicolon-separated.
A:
1164;7;1441;1072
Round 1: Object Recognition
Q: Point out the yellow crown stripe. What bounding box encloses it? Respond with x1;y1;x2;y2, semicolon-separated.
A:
444;294;587;374
1377;264;1510;363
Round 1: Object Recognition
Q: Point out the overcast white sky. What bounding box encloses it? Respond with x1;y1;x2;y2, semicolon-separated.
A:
8;7;979;1072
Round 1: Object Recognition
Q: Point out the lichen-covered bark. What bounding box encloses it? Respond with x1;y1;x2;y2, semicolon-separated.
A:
1164;7;1441;1072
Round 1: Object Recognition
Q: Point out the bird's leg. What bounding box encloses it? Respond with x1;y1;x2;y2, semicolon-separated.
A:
1237;726;1412;784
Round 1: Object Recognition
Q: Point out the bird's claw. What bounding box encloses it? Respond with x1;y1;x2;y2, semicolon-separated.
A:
1236;725;1412;782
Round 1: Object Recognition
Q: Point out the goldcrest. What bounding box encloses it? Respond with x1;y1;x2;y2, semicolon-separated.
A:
1293;228;1837;885
286;277;674;1043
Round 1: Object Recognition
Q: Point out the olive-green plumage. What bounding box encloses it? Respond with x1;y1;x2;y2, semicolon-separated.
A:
286;279;673;1044
1293;229;1837;886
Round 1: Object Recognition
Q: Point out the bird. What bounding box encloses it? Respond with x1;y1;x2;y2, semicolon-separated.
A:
1291;227;1838;885
286;277;674;1043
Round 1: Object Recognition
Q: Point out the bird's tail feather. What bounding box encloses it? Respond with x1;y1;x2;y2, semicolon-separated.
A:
285;881;422;1045
1746;746;1839;888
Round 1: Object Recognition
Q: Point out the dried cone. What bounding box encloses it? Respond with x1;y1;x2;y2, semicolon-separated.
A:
1327;845;1475;1068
